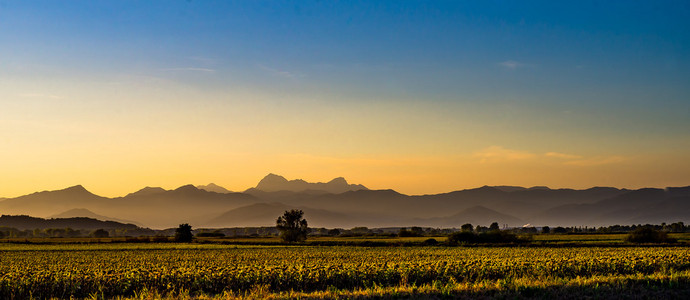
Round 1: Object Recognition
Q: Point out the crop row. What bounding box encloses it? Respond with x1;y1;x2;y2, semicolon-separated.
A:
0;245;689;298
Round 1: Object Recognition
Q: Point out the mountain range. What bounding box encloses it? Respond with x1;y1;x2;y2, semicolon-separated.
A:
0;174;688;229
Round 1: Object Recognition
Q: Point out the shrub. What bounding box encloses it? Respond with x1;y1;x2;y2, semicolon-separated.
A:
447;231;477;244
92;229;109;238
196;231;225;238
399;228;422;237
448;230;528;245
422;238;438;246
478;230;521;243
626;227;676;243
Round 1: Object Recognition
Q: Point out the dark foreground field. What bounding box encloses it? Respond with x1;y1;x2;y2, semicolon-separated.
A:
1;238;690;299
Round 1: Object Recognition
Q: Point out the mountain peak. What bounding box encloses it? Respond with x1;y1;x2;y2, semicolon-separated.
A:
253;174;367;193
57;185;97;196
127;186;167;197
64;185;87;192
174;184;199;193
197;183;232;193
328;177;348;185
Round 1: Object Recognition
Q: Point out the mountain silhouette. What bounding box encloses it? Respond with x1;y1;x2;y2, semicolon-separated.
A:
1;180;688;229
125;187;167;197
0;185;108;218
111;185;257;228
197;183;232;193
529;188;690;226
250;173;368;193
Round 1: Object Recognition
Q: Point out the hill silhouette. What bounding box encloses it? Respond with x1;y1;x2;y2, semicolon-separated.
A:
197;183;232;193
0;185;109;218
125;187;167;197
0;215;141;231
0;175;688;228
417;206;525;228
50;208;143;227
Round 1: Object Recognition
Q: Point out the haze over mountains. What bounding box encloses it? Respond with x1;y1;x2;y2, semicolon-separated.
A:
0;174;688;229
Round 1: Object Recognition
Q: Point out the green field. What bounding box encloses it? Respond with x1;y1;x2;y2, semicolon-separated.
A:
1;243;690;299
3;232;690;246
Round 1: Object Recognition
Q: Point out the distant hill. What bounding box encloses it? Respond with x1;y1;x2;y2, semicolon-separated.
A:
197;183;232;193
530;188;690;226
206;202;525;228
250;173;368;193
206;202;406;228
0;215;142;231
50;208;143;227
207;203;359;228
0;185;109;218
417;206;525;228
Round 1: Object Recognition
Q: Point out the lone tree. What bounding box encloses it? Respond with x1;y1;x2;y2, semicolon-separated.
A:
175;223;193;242
276;209;309;243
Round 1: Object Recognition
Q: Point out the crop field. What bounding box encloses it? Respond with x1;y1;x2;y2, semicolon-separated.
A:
1;244;690;299
3;232;689;246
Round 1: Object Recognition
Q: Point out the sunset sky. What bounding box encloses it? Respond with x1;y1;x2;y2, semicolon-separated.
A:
1;1;689;197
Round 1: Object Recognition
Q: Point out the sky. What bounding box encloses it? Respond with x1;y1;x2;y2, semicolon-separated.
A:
1;1;689;197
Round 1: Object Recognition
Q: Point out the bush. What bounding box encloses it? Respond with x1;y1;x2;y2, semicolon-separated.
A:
626;227;676;243
448;230;528;245
196;231;225;238
422;238;438;246
478;230;521;243
399;228;422;237
92;229;109;238
152;236;170;242
447;231;477;244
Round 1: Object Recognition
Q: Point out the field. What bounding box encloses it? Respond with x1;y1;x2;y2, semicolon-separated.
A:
1;242;690;299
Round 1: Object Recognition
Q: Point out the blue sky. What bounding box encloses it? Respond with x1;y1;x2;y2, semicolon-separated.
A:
1;1;689;195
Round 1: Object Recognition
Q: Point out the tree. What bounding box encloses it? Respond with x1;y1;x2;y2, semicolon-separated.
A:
461;223;474;232
175;223;193;242
670;222;685;233
553;226;567;234
541;226;550;234
399;227;422;237
92;229;109;238
489;222;500;231
447;231;476;244
276;210;309;242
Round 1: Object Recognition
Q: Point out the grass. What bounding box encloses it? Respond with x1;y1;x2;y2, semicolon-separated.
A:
1;233;689;248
